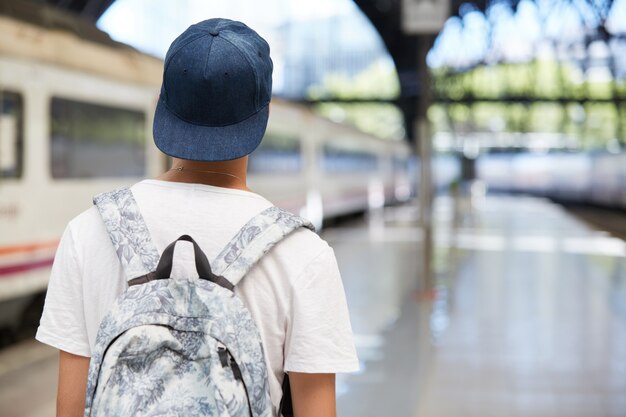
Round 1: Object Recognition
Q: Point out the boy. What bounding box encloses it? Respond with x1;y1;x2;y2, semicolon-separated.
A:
37;18;358;417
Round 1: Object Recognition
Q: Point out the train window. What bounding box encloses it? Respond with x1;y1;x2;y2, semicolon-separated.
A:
0;91;23;179
393;156;408;172
248;132;302;173
322;143;378;172
50;97;146;178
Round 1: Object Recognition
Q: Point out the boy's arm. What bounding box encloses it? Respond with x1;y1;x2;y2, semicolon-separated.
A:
289;372;336;417
57;350;90;417
37;223;92;416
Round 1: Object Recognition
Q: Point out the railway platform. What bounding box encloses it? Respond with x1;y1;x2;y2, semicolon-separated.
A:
1;194;625;416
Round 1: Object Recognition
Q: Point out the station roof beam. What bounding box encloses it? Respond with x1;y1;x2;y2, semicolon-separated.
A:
29;0;115;20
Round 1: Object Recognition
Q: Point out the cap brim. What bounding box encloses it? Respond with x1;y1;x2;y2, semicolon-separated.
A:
153;99;269;162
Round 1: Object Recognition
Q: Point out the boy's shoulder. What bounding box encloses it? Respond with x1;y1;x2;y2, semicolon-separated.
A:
65;184;332;271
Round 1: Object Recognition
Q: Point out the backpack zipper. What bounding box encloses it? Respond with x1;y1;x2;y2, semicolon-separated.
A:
218;346;244;382
217;345;253;414
217;347;229;368
229;356;243;381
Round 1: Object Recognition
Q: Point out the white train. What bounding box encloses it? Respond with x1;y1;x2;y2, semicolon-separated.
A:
0;5;414;329
477;150;626;208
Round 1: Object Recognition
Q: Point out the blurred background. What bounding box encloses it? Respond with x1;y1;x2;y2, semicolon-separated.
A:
1;0;625;416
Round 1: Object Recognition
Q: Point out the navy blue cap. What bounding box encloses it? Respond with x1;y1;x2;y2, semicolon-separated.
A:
153;18;273;161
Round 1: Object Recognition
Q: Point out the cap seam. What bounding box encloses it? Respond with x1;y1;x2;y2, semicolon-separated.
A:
163;32;210;96
203;35;215;79
218;34;261;109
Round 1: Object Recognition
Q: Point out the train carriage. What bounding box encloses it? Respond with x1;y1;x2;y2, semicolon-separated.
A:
0;6;411;327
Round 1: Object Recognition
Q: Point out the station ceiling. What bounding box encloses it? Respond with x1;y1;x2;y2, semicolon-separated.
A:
30;0;115;21
31;0;619;141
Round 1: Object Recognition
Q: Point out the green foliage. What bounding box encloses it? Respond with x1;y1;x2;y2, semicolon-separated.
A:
433;58;625;101
307;59;403;140
314;103;405;140
432;58;626;150
308;56;625;149
308;59;400;100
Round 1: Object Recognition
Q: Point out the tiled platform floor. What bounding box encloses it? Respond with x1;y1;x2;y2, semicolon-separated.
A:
334;196;626;417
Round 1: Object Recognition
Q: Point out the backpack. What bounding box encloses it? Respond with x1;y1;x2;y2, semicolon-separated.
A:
84;187;313;417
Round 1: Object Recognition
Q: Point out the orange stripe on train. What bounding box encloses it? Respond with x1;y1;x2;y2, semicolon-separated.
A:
0;240;60;256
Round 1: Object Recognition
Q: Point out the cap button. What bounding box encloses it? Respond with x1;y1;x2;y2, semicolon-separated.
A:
209;28;220;36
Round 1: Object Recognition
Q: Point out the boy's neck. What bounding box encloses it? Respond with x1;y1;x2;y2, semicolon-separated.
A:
155;156;251;192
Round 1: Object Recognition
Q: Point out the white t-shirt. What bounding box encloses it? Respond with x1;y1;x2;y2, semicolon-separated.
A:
36;179;359;413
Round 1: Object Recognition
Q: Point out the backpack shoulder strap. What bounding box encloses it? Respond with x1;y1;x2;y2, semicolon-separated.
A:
93;187;160;283
212;207;315;286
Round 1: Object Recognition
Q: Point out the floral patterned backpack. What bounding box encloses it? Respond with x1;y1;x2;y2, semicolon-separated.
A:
84;187;313;417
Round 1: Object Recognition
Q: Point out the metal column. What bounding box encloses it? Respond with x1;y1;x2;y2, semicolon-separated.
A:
415;35;434;293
